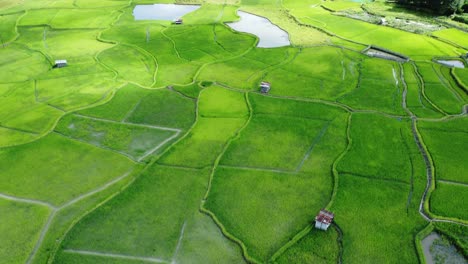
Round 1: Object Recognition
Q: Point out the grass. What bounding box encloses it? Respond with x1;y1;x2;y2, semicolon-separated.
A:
55;114;177;160
337;113;414;182
205;166;333;262
98;44;156;87
36;73;118;111
418;117;468;183
430;182;467;220
402;63;444;118
0;133;135;206
433;28;468;49
330;175;426;263
198;47;292;90
0;199;51;264
0;12;20;45
124;88;196;130
220;115;328;170
198;85;248;117
338;58;406;115
416;62;466;114
60;165;243;263
285;1;462;60
0;44;50;83
0;81;63;134
158;117;247;168
19;8;120;29
265;46;360;100
1;1;467;263
276;227;339;264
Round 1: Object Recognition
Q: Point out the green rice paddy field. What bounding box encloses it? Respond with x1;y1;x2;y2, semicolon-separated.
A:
0;0;467;263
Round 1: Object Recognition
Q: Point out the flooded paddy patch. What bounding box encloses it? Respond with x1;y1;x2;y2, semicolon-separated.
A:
435;59;465;68
363;46;409;62
422;232;467;264
133;4;200;21
226;11;290;48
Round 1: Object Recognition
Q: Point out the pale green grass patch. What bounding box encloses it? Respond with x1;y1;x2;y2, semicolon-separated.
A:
0;200;51;264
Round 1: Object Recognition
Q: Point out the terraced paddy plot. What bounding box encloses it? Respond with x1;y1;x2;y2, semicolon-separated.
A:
198;47;292;89
55;114;178;161
158;117;247;168
221;115;329;170
205;167;332;262
59;165;243;263
265;46;359;100
1;0;468;263
0;199;51;264
276;227;339;264
0;133;135;206
418;118;468;183
133;4;200;20
330;175;425;263
227;11;290;48
0;81;63;135
19;8;120;28
337;114;414;183
430;182;468;220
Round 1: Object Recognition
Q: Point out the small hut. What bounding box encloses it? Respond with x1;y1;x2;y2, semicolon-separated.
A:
54;60;67;68
260;81;271;94
173;18;183;25
314;209;334;231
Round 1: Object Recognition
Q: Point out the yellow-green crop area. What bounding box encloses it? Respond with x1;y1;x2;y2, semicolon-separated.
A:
0;0;467;263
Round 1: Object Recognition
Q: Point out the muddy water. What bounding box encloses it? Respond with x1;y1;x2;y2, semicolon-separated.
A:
133;4;200;21
436;60;465;68
227;11;290;48
422;232;467;264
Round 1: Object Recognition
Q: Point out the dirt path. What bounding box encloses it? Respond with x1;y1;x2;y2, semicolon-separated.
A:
63;249;169;263
24;170;134;264
437;179;468;187
137;131;180;162
26;211;57;264
73;114;181;132
218;165;296;174
296;121;332;172
170;221;187;264
0;192;56;209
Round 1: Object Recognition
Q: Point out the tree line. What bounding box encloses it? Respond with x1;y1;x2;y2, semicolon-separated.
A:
396;0;467;15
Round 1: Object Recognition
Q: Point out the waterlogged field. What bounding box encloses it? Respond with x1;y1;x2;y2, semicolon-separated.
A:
0;0;467;264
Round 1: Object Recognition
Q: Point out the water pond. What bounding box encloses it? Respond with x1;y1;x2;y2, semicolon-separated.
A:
436;60;465;68
133;4;200;21
227;11;290;48
421;232;466;264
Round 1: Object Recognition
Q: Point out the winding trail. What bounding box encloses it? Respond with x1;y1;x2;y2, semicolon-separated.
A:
63;249;169;263
73;114;181;132
0;193;56;209
23;169;135;264
170;221;187;264
437;179;468;187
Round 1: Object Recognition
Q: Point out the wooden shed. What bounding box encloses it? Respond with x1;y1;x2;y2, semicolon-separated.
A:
314;209;334;231
54;60;67;68
260;81;271;94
